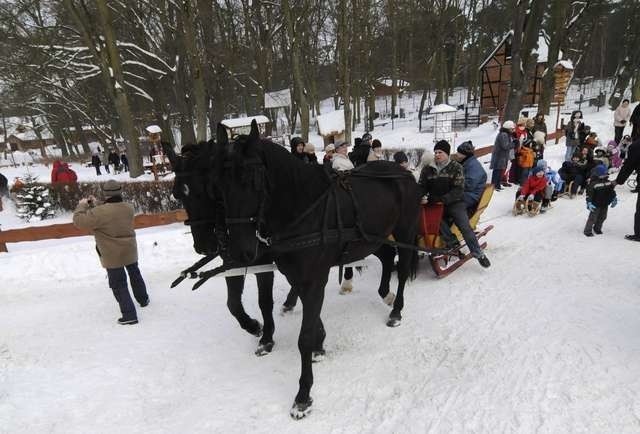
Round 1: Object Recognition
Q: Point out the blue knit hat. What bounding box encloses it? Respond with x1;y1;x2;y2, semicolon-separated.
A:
532;165;545;175
592;164;607;178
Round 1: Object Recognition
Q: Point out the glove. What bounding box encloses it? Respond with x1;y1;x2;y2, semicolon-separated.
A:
611;197;618;208
518;195;525;201
527;194;534;201
587;201;596;211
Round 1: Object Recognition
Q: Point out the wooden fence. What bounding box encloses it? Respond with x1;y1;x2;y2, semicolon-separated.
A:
0;209;187;253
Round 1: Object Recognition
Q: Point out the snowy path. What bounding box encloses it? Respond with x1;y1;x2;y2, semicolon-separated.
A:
3;145;640;433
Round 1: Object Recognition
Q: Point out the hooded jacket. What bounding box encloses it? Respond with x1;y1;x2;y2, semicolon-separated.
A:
460;155;487;209
520;174;547;197
51;161;78;184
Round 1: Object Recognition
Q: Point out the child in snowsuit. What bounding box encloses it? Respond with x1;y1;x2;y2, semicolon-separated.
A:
514;166;547;214
584;164;617;237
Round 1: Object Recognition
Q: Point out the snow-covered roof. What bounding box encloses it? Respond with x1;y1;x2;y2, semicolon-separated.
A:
221;115;270;129
555;60;574;70
1;115;53;141
316;110;345;136
479;31;513;70
430;104;457;114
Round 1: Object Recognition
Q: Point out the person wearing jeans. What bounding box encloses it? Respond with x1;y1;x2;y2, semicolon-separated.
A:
73;179;149;325
420;140;491;268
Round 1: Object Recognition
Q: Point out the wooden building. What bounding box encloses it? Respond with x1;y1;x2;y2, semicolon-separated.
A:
479;32;573;115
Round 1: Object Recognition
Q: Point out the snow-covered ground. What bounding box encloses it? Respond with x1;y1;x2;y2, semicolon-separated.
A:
2;102;640;433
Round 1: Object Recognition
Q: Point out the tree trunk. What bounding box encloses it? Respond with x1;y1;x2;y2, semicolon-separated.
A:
337;0;352;143
538;0;570;115
504;0;547;122
632;70;640;102
282;0;309;141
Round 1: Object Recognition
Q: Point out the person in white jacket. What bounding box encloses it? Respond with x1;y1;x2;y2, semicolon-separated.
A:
331;141;355;171
614;99;631;144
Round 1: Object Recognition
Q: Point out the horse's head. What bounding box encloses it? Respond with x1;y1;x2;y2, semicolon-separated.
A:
215;120;269;264
167;140;219;256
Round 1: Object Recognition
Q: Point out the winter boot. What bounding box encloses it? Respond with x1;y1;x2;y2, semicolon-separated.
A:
118;317;138;325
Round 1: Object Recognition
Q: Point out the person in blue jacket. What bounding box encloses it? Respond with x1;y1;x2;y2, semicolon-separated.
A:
456;141;487;212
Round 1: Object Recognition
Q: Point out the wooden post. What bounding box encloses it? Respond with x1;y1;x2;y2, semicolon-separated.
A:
0;226;6;252
555;101;562;144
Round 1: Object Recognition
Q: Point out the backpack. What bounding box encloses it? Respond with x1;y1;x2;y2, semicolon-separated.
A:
517;146;535;168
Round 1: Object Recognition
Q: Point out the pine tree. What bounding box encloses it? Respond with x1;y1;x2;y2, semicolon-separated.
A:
14;173;56;222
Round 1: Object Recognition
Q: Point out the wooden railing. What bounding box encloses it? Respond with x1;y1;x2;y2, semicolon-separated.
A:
0;209;188;253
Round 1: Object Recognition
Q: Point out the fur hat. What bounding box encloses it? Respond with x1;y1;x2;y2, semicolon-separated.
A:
525;118;535;129
325;144;335;152
146;124;162;134
433;140;451;155
393;151;408;164
421;150;434;166
102;179;122;198
533;131;546;146
304;143;315;153
502;120;515;130
592;164;608;178
456;141;475;157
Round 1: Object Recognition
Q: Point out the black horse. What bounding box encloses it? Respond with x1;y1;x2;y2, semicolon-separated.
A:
214;122;421;418
164;140;276;356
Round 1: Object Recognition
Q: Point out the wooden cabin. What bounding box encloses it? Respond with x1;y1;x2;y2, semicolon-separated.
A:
479;32;573;115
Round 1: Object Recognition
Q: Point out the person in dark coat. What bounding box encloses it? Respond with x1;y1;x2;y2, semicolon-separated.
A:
490;121;516;191
349;133;372;167
0;172;8;198
584;164;617;237
120;152;129;172
456;141;487;211
91;153;102;176
290;137;306;161
72;180;149;324
533;113;547;136
615;137;640;240
108;150;121;172
564;110;585;161
630;103;640;141
419;140;490;268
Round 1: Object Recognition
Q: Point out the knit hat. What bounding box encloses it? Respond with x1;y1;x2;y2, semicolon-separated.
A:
456;141;475;157
304;143;315;153
536;159;548;170
502;120;515;130
361;133;372;141
592;164;608;178
421;150;434;167
290;137;304;148
532;166;545;175
102;179;122;198
325;144;335;152
433;140;451;155
393;151;408;164
533;131;545;145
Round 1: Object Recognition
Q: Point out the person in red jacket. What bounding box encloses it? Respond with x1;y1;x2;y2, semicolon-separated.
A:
51;160;78;184
516;165;547;203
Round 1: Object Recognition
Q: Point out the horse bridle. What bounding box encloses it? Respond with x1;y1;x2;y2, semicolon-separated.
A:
223;158;272;248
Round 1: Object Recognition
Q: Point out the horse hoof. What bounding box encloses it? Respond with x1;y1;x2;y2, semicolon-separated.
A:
248;320;263;337
382;292;396;306
280;305;294;315
386;317;402;327
290;398;313;419
255;341;274;357
312;349;326;363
